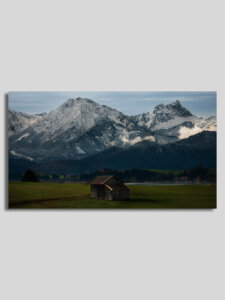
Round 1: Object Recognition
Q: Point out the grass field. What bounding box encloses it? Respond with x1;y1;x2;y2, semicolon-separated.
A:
8;182;216;209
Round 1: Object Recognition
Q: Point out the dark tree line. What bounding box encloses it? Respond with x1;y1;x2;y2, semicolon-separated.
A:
17;165;216;183
179;165;216;181
80;165;216;183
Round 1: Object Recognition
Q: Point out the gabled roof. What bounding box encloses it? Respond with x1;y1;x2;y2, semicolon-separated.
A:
90;175;113;185
90;175;129;190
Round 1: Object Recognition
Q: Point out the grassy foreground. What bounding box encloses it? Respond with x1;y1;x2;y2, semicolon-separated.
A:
8;182;216;209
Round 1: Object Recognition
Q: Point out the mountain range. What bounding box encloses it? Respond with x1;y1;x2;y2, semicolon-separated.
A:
8;98;216;174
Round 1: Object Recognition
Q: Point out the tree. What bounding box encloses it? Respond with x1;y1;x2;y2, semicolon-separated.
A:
22;169;39;182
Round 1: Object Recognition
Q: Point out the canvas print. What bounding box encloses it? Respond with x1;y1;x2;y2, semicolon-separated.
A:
8;92;217;209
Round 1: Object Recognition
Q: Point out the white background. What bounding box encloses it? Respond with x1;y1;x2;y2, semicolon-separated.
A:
0;0;224;299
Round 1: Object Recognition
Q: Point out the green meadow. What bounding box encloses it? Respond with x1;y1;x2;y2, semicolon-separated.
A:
8;182;216;209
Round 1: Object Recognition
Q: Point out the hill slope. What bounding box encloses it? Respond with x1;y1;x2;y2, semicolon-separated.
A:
9;131;216;175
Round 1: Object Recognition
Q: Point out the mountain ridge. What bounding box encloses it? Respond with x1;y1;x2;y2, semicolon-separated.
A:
8;98;216;162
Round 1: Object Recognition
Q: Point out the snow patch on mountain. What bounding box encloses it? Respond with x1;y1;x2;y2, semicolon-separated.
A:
10;150;34;161
76;146;86;154
16;133;30;141
153;115;198;130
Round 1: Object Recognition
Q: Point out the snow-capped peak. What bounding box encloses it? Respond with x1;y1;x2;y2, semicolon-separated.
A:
62;97;96;106
153;100;192;118
133;100;194;130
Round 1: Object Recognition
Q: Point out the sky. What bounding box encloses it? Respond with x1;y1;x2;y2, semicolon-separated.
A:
8;91;217;117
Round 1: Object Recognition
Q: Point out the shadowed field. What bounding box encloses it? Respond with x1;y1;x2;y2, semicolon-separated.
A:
8;182;216;209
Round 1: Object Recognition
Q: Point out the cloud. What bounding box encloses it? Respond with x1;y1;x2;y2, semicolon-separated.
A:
179;125;203;139
120;135;155;145
179;122;216;139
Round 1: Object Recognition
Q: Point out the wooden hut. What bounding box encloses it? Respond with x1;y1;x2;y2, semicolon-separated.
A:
90;175;129;201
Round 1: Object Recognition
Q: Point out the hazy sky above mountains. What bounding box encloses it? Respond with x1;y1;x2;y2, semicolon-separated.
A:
8;91;216;117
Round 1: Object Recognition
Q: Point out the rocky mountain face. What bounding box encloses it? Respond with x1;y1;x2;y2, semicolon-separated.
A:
133;100;195;130
8;98;216;162
8;98;154;161
132;100;216;143
8;110;46;137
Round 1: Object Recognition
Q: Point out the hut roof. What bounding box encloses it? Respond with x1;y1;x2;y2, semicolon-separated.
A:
90;175;129;190
90;175;113;185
